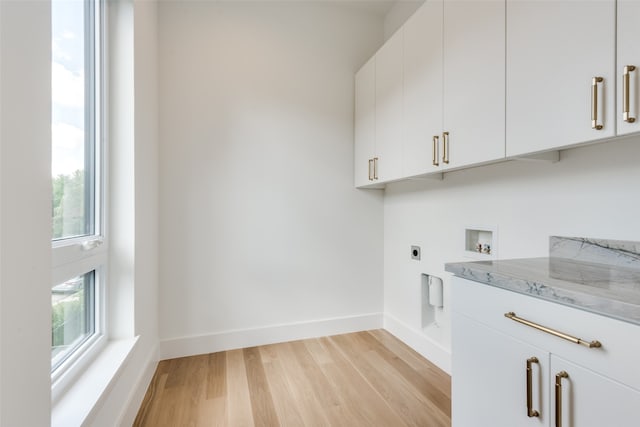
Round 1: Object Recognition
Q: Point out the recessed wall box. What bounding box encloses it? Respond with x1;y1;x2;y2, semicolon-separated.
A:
464;226;497;260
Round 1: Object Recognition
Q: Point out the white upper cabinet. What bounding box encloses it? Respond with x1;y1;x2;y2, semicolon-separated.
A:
506;0;616;156
375;29;404;183
443;0;505;168
355;0;627;188
403;0;505;177
354;57;379;188
403;0;443;177
617;0;640;136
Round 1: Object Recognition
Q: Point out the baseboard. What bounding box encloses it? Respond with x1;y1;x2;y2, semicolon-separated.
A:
160;313;383;360
383;313;452;375
116;342;160;426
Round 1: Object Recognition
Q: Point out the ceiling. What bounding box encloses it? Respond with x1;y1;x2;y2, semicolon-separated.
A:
161;0;425;19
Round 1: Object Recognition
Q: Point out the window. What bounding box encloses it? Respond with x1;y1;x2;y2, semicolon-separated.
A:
51;0;105;379
52;272;95;370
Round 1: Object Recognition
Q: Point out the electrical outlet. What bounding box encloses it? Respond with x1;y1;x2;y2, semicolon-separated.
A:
411;245;421;260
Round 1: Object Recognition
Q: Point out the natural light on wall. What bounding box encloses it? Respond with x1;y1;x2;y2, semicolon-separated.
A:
51;0;107;386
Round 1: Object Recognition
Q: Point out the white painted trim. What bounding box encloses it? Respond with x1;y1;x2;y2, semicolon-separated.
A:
52;337;139;427
160;313;383;360
383;313;452;375
115;343;159;426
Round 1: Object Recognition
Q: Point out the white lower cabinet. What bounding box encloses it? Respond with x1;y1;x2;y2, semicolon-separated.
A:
453;313;550;427
452;277;640;427
550;356;640;427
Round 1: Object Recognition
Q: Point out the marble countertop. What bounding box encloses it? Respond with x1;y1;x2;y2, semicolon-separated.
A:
445;257;640;326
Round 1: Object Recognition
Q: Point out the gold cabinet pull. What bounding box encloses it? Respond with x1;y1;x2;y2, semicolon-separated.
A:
442;131;450;164
504;312;602;348
432;136;439;166
368;158;373;181
591;76;604;130
623;65;636;123
526;357;540;418
373;157;378;180
555;371;569;427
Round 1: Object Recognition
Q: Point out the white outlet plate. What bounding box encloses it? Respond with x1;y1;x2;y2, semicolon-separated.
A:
411;245;421;260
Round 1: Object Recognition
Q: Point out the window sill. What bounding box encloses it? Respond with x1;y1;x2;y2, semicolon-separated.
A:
51;337;139;427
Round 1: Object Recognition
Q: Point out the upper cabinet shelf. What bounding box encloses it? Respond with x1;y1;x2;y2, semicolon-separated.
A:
355;0;640;189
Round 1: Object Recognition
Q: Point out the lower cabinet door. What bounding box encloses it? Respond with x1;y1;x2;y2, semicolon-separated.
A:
453;313;550;427
550;356;640;427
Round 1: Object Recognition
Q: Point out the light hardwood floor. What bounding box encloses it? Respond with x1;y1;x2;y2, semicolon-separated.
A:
133;330;451;427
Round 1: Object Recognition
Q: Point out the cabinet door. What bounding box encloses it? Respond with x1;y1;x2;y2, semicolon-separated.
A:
403;0;443;177
551;356;640;427
443;0;505;169
453;313;550;427
354;57;376;188
617;0;640;136
507;0;615;156
375;29;403;182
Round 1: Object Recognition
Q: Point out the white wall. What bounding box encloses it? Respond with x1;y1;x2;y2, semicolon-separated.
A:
383;0;424;40
133;0;160;356
383;136;640;373
0;1;52;425
89;0;160;425
157;1;385;357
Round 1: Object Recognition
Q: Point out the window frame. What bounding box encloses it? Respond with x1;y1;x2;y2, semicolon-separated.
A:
51;0;108;397
51;270;97;372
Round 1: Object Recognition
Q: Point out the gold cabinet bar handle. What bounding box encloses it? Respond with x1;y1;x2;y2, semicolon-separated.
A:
591;76;604;130
432;136;439;166
555;371;569;427
623;65;636;123
442;131;450;164
526;357;540;418
504;312;602;348
368;158;373;181
373;157;378;180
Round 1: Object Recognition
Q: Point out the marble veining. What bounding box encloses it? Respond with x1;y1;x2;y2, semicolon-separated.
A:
550;236;640;269
446;252;640;326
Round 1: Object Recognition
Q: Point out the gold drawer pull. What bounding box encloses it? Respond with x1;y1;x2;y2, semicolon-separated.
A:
432;136;439;166
373;157;378;180
526;357;540;418
442;131;450;164
591;76;604;130
504;312;602;348
555;371;569;427
623;65;636;123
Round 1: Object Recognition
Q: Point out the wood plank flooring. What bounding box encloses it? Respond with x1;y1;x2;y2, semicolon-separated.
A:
133;330;451;427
